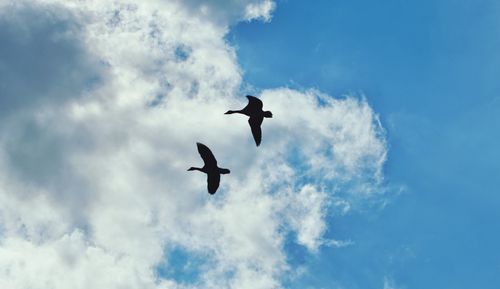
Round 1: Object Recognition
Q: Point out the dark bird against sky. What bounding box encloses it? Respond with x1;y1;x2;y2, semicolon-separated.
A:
188;142;230;194
225;95;273;146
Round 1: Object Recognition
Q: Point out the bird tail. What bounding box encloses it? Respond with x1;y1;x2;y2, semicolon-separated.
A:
225;110;236;114
219;168;230;174
264;111;273;118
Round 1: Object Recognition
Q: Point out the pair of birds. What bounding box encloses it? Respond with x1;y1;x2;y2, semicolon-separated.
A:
188;95;273;194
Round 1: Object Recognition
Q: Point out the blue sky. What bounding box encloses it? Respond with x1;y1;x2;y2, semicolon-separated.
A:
1;1;499;289
229;0;500;288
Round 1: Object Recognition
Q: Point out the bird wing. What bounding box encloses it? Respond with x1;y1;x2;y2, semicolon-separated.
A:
207;172;220;194
248;117;263;146
197;142;217;166
245;95;263;111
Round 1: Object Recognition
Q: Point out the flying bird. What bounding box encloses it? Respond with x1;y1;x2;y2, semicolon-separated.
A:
188;142;230;194
225;95;273;146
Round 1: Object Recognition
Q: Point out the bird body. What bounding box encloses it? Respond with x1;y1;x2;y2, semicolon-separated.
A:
225;95;272;146
188;142;230;194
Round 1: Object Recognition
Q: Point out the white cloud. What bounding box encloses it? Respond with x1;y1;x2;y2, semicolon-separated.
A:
244;0;275;22
173;0;275;24
0;1;104;119
0;1;387;289
277;184;328;252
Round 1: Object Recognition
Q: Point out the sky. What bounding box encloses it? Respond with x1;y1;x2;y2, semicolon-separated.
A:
0;1;498;289
229;0;500;288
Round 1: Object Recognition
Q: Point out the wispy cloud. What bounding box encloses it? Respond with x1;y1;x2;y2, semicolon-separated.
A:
384;276;404;289
0;1;387;288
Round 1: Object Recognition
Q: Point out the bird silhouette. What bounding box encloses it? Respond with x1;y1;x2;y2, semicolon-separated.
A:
188;142;230;194
225;95;273;146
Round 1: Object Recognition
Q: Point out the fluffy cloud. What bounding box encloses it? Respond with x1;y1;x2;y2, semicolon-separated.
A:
0;1;387;289
0;2;103;118
175;0;275;24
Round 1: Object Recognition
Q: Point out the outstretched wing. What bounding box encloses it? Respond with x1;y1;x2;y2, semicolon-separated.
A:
246;95;263;111
207;172;220;194
197;142;217;166
248;117;263;146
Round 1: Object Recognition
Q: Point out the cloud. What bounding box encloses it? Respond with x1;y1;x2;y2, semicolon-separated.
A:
0;1;387;289
173;0;275;24
383;277;404;289
0;1;104;119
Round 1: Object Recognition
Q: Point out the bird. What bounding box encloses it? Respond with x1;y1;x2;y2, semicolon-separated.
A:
225;95;273;146
187;142;230;194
